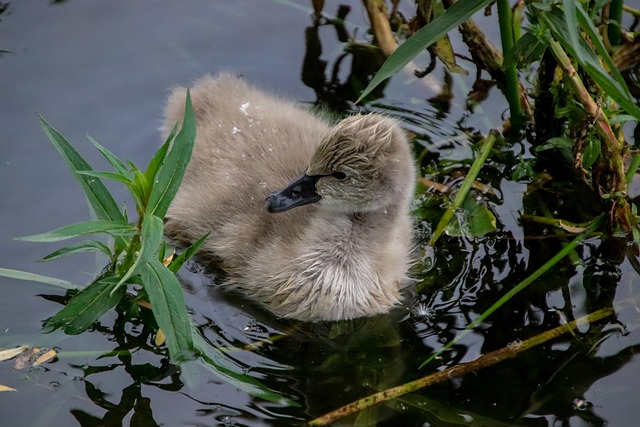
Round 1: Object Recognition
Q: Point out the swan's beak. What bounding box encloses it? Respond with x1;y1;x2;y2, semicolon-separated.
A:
266;173;321;213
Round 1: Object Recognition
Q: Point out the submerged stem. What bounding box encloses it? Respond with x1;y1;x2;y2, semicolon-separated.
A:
307;307;614;426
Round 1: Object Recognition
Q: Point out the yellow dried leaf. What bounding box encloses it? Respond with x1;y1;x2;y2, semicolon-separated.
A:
162;249;176;266
155;328;166;346
0;345;28;362
0;385;17;392
33;349;58;366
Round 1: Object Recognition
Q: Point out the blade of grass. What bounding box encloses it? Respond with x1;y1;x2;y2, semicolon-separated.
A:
0;267;79;290
44;275;125;334
147;90;196;218
16;220;137;243
431;130;498;245
357;0;493;103
142;258;193;363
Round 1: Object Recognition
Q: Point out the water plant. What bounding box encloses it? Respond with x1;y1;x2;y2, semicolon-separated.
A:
0;94;199;363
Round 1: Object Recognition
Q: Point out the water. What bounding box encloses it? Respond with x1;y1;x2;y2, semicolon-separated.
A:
1;1;639;426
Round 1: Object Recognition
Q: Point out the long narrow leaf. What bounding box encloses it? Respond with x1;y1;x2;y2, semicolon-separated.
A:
76;170;132;186
117;215;164;287
357;0;493;102
168;232;210;273
40;240;113;262
38;116;125;223
0;267;79;290
17;220;137;243
44;275;125;334
145;124;176;185
541;9;640;120
86;134;132;179
574;2;628;97
142;258;193;362
147;91;196;218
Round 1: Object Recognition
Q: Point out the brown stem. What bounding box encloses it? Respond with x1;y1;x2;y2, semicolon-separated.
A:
307;308;615;426
362;0;397;57
547;39;631;231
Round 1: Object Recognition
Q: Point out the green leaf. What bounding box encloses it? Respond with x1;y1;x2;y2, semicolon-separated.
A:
168;232;210;273
40;240;113;262
445;194;497;238
357;0;493;103
610;114;636;125
44;275;125;334
86;134;132;179
504;32;546;69
0;267;79;290
145;124;176;186
535;137;574;152
147;91;196;218
76;170;132;186
117;215;164;287
582;138;601;169
17;220;137;243
38;116;125;223
573;2;629;98
141;258;193;362
540;7;640;120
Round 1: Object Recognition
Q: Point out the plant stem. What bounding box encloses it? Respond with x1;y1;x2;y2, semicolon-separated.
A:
497;0;523;128
307;307;614;426
547;38;631;231
362;0;397;57
608;0;623;46
430;130;498;245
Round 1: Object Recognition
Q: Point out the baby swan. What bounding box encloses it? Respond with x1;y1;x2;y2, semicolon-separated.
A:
163;74;416;322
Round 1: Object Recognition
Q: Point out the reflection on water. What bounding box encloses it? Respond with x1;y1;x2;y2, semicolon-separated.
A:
1;1;639;427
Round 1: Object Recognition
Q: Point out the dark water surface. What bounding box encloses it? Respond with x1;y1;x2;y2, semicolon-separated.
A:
1;1;639;426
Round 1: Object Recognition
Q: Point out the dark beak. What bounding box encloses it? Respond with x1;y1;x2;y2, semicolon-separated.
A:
266;173;321;213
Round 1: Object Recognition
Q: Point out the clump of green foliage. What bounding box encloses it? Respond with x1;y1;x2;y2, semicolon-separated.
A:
1;92;202;363
360;0;640;235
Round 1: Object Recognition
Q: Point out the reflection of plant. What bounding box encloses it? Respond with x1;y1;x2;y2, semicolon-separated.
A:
0;95;201;363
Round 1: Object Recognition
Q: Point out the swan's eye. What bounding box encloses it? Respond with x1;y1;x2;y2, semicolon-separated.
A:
332;171;347;180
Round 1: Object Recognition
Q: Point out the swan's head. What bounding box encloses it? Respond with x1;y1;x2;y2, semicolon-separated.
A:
266;114;415;214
